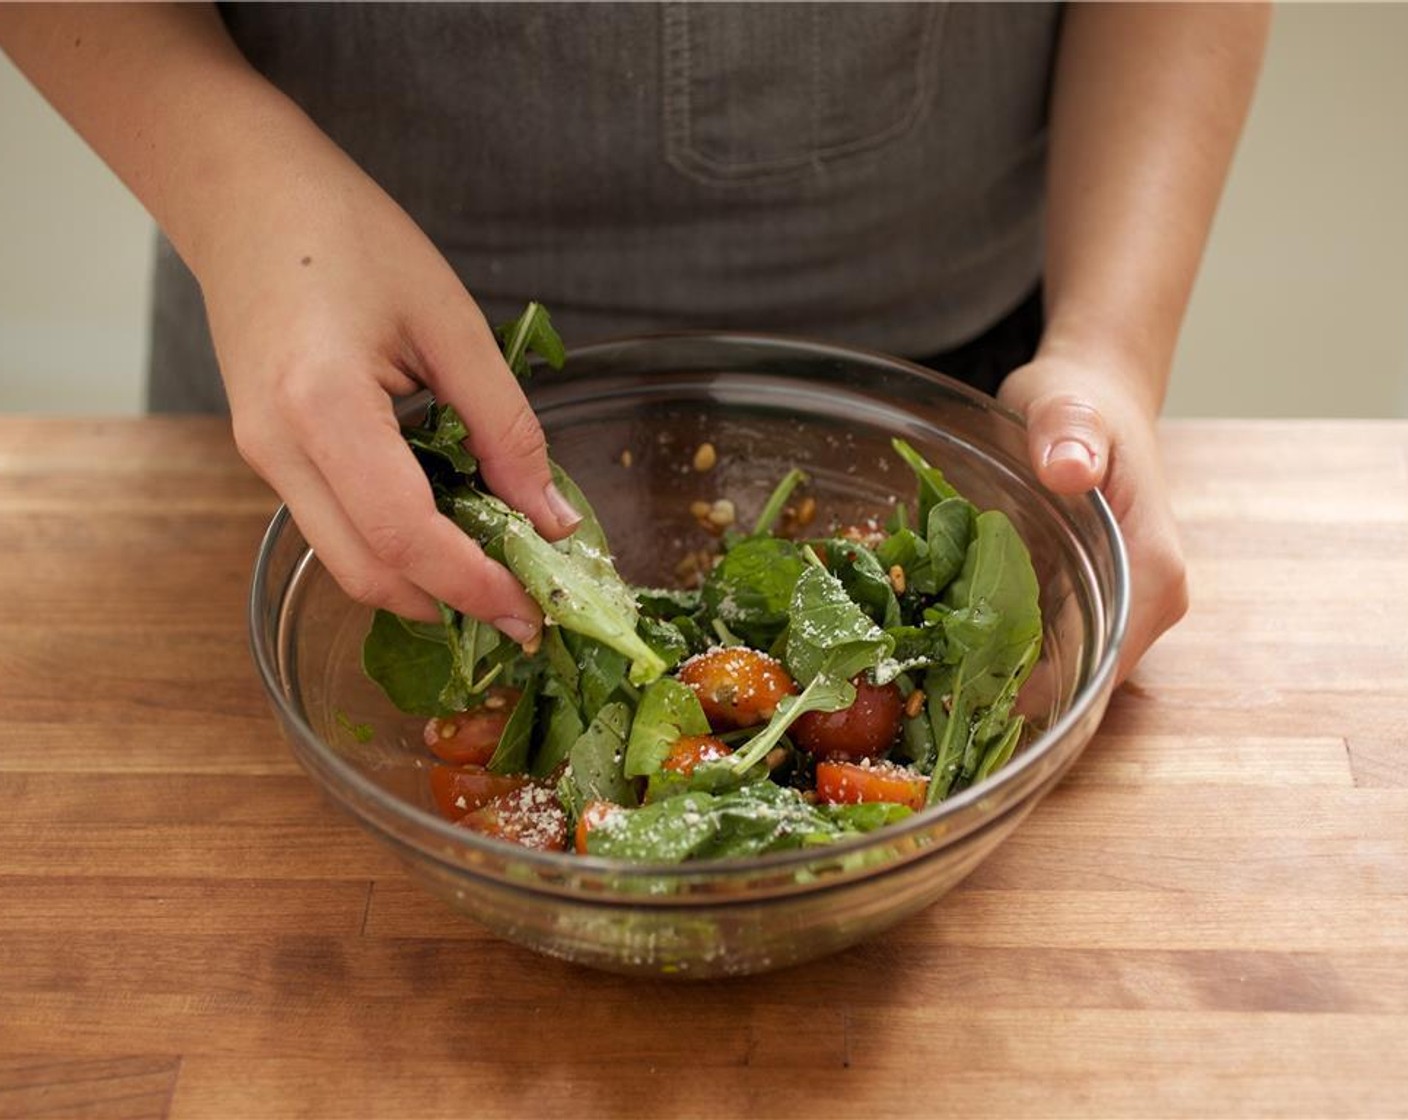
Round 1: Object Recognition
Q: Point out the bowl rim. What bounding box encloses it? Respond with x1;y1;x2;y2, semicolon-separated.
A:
248;329;1130;885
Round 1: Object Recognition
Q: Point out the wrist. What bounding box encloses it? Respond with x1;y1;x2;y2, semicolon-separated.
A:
1026;312;1171;422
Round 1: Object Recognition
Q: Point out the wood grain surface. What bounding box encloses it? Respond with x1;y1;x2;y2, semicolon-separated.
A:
1;417;1405;1120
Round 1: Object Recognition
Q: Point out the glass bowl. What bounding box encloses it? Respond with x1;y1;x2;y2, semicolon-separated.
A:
249;334;1128;978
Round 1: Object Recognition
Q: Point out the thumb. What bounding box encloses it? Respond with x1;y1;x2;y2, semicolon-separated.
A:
1023;392;1111;496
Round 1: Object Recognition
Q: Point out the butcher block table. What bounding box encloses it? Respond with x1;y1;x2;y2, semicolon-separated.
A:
1;415;1405;1120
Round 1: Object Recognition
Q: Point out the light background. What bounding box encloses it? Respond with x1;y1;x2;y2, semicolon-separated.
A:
2;4;1406;417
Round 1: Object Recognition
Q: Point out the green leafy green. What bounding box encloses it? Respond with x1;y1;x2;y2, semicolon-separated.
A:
495;300;566;379
561;701;637;819
486;673;541;774
582;781;911;862
925;510;1043;802
699;536;808;651
726;564;895;775
447;492;666;686
362;610;453;717
623;677;710;778
752;467;808;536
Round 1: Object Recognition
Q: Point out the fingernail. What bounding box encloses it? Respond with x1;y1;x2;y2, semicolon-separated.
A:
1043;439;1096;471
544;482;583;531
494;615;540;647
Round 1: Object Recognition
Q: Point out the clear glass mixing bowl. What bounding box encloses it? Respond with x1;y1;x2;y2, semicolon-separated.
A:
250;334;1128;977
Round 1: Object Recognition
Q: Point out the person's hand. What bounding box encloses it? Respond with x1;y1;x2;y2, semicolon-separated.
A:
198;155;580;646
998;353;1188;684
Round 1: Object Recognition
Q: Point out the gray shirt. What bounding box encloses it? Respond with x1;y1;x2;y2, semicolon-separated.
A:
150;1;1061;411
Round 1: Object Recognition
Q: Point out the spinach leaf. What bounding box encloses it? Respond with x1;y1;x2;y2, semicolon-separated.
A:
699;536;807;650
875;527;926;589
532;689;584;779
635;586;703;618
924;497;977;596
361;609;453;717
623;677;710;778
582;782;909;863
810;537;900;628
560;701;637;821
484;673;541;775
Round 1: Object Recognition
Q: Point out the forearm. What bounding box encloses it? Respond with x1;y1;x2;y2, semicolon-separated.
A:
0;3;367;280
1039;1;1271;414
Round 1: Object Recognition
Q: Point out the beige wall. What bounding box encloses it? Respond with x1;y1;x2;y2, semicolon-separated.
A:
2;4;1406;418
1168;3;1408;419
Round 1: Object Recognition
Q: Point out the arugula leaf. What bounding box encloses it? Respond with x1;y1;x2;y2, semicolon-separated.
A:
752;467;808;536
726;564;895;774
532;688;584;779
570;634;630;723
436;605;508;712
404;402;478;477
975;714;1026;783
549;460;609;558
926;509;1043;802
334;710;375;744
496;300;566;379
892;437;959;526
447;491;666;686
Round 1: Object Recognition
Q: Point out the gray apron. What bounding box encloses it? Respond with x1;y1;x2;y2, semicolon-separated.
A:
149;1;1060;412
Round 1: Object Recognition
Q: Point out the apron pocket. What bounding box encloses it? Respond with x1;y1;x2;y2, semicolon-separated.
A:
662;1;945;185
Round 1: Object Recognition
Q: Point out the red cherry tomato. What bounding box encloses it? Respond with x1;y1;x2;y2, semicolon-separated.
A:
428;763;530;821
421;687;522;765
678;647;797;730
660;734;732;776
815;759;928;811
574;799;626;855
457;784;568;852
792;677;903;761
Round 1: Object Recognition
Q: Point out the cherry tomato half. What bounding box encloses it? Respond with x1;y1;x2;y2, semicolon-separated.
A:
421;686;522;765
660;734;733;776
458;784;568;852
574;799;626;855
792;677;903;761
678;648;797;730
815;759;928;811
428;763;530;821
